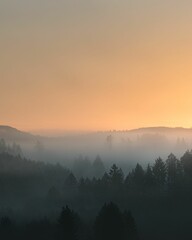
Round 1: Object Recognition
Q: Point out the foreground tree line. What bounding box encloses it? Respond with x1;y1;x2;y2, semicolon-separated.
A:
0;202;138;240
1;149;192;239
1;150;192;204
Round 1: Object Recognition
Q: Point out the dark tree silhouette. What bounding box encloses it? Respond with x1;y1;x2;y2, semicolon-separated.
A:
57;206;81;240
153;157;166;187
101;172;110;186
0;216;14;239
166;153;177;187
109;164;124;186
123;210;139;240
144;164;155;188
65;172;78;187
181;150;192;180
25;218;52;240
132;163;145;186
175;158;184;187
124;171;134;188
94;202;138;240
94;202;125;240
47;186;61;203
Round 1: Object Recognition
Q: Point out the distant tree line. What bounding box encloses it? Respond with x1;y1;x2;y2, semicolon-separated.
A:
0;139;22;156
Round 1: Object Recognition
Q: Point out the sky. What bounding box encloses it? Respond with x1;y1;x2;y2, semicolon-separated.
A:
1;0;192;132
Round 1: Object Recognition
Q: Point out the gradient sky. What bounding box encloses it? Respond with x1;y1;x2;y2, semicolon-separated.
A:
1;0;192;132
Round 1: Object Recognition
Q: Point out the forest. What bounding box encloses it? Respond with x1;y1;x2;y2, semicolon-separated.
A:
0;139;192;239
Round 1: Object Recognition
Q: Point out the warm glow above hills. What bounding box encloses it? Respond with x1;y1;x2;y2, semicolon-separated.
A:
1;0;192;131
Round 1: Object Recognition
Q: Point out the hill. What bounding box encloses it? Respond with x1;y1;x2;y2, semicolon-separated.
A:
0;125;37;143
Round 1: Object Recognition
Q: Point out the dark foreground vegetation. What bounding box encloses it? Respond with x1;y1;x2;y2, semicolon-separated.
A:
0;202;138;240
1;139;192;239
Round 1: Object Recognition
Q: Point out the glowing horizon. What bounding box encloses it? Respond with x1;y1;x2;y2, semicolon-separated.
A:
1;0;192;131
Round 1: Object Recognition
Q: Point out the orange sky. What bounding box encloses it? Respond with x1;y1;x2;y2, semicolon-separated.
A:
1;0;192;132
